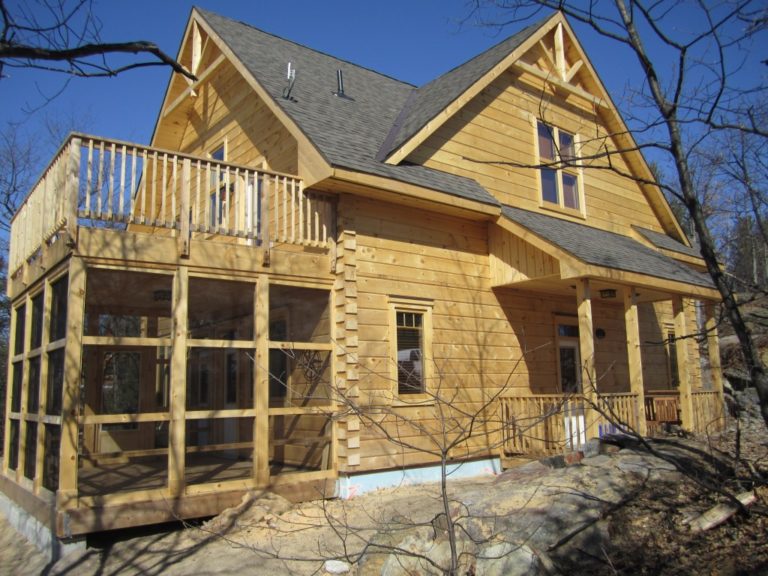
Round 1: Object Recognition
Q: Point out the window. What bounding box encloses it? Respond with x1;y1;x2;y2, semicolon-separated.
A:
537;121;581;211
209;144;229;228
389;297;433;397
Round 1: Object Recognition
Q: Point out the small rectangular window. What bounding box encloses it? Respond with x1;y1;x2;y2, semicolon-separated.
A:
14;304;26;355
50;275;69;342
30;293;44;350
537;121;581;212
396;311;424;395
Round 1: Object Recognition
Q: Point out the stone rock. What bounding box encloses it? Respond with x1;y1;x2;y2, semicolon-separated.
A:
324;559;351;574
475;542;543;576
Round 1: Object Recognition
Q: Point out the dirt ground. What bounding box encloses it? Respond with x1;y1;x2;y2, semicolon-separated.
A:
1;389;767;575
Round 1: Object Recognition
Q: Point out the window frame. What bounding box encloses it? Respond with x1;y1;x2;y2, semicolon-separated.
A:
535;120;585;216
388;296;433;401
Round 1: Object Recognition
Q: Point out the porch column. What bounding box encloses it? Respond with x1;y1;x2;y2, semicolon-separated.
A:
704;302;724;396
169;266;188;497
58;256;86;511
623;287;647;436
576;279;599;439
254;275;270;486
672;296;694;430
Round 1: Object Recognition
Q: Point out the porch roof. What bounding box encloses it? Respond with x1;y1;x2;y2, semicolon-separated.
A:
501;205;715;291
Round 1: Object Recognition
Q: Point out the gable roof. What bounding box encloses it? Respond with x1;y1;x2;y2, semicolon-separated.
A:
376;17;547;161
196;8;499;208
502;206;712;289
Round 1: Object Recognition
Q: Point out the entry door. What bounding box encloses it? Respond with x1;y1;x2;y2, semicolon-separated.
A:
559;341;586;448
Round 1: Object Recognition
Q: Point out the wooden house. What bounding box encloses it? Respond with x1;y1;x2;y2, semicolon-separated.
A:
2;7;725;547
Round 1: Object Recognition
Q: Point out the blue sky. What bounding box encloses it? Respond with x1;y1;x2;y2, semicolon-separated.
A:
1;1;764;165
1;0;629;145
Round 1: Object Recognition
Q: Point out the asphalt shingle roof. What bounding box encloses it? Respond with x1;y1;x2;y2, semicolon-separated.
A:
197;8;501;207
633;226;701;259
502;206;714;288
377;18;547;160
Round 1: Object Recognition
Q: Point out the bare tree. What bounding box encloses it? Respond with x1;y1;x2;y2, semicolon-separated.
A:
466;0;768;427
0;0;194;80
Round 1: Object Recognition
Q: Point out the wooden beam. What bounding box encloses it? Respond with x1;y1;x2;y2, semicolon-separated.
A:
191;20;202;76
168;265;188;496
513;60;608;109
705;302;724;397
554;22;566;80
58;256;86;510
623;286;647;436
254;276;269;485
2;302;19;475
576;278;599;440
34;277;54;493
673;296;694;430
162;53;226;119
564;60;583;83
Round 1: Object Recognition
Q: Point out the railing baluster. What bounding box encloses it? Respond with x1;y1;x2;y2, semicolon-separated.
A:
161;153;168;226
234;167;241;235
151;151;158;225
107;142;116;219
129;147;137;223
140;149;147;224
85;140;93;216
119;144;127;219
171;156;177;228
96;140;105;217
290;176;295;243
194;160;201;231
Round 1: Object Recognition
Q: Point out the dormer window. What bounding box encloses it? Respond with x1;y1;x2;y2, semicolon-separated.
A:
537;121;581;212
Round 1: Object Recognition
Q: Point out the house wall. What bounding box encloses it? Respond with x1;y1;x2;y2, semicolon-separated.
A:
406;68;665;236
339;194;674;473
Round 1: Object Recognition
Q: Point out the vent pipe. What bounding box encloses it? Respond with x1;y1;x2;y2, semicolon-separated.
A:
335;69;345;97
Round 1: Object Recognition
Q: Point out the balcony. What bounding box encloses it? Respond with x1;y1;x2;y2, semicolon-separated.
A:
9;133;335;278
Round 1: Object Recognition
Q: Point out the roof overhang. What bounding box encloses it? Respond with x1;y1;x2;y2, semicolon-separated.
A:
493;211;720;301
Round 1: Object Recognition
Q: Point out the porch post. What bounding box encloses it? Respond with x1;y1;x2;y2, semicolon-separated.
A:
58;255;86;511
168;265;188;496
623;287;647;436
254;275;270;486
672;296;694;430
576;279;599;440
704;302;724;395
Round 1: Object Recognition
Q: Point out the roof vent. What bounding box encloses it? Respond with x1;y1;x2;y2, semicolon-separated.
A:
282;62;296;100
333;69;353;100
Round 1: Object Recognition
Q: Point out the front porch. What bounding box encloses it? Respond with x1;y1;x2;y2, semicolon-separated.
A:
500;389;726;458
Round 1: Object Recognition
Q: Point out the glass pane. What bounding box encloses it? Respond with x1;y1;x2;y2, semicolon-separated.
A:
47;349;65;416
14;304;25;355
8;420;19;470
11;362;22;412
537;122;555;160
85;269;173;337
269;349;331;407
559;347;580;394
559;131;575;160
30;293;44;349
101;352;141;421
27;357;40;413
270;413;331;473
541;169;558;204
557;324;579;338
189;278;254;340
50;275;69;342
269;285;330;343
24;423;37;480
186;417;253;486
397;313;424;394
43;425;61;492
562;173;579;209
187;348;254;410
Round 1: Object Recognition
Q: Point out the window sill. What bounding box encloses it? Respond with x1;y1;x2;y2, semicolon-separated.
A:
391;395;435;407
539;202;586;220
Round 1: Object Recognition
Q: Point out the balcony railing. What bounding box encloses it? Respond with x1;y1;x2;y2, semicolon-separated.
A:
9;134;334;275
500;392;640;456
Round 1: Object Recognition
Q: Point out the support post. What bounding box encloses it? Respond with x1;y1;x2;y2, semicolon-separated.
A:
623;287;647;436
169;266;188;496
17;296;34;483
34;277;54;493
576;278;599;440
58;256;86;511
705;301;725;430
254;275;270;485
673;296;694;430
66;138;81;245
2;302;19;474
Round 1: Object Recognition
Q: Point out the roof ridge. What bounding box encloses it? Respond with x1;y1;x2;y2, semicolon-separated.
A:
193;7;416;89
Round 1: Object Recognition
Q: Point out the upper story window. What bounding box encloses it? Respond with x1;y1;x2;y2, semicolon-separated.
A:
389;296;433;398
209;144;228;228
537;121;581;212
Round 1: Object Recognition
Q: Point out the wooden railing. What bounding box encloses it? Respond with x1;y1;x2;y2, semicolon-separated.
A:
692;390;726;433
500;392;639;456
9;133;335;275
644;390;681;435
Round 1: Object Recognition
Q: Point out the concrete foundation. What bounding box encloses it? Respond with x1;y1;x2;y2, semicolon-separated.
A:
0;490;85;563
336;457;502;499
